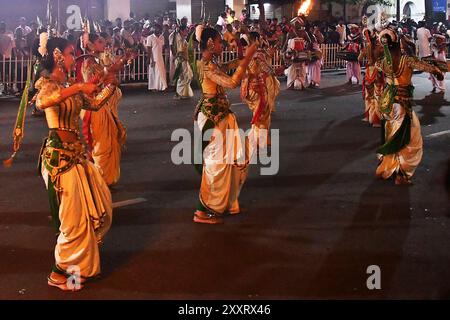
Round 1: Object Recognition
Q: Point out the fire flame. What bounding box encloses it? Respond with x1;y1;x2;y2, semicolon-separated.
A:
298;0;313;16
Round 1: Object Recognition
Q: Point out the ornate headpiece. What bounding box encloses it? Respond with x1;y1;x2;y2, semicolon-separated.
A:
379;26;399;45
195;24;204;43
38;32;49;57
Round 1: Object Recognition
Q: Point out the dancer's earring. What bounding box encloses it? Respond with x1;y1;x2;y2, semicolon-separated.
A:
207;38;215;53
53;48;65;73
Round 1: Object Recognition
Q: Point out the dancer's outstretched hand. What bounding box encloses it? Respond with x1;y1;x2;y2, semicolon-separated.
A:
79;83;98;95
435;70;445;81
246;42;259;58
104;72;119;86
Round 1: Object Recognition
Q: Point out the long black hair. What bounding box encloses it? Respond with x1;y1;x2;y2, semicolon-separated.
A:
88;32;100;43
249;31;260;43
39;37;71;72
200;27;220;51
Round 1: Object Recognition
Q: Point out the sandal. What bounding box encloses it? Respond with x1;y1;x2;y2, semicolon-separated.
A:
395;174;412;186
193;210;224;224
47;272;84;292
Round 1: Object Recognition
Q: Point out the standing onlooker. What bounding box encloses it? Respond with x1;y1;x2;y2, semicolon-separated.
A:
216;12;227;32
230;10;237;24
129;12;137;24
14;27;27;58
131;22;143;46
280;16;290;33
0;21;15;95
26;21;38;50
240;8;248;23
223;24;237;50
308;26;324;88
121;20;135;47
181;17;188;29
146;24;167;92
115;17;123;30
162;23;172;82
16;17;32;37
112;27;122;54
336;19;346;46
326;25;340;44
417;20;432;58
115;18;123;29
430;33;447;93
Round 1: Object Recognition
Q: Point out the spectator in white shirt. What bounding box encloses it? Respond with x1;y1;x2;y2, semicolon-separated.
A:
417;20;432;58
0;21;15;59
0;21;16;95
16;17;32;37
336;19;346;46
216;12;227;32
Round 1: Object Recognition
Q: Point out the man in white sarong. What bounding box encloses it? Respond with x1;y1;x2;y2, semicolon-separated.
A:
146;24;167;91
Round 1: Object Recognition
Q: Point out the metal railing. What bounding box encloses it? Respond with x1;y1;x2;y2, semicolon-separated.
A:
0;44;360;93
116;44;349;84
0;55;31;94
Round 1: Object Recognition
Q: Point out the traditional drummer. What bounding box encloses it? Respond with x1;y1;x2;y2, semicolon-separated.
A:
285;27;311;90
345;24;362;85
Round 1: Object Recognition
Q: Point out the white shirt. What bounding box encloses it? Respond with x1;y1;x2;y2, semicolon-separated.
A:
417;27;432;58
121;28;135;46
216;16;227;28
336;24;346;45
146;34;165;62
0;32;15;59
17;25;32;36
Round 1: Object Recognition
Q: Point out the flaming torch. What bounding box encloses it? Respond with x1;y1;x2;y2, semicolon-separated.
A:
291;0;313;25
298;0;313;16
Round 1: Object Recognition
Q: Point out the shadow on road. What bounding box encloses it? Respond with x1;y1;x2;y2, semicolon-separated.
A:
415;93;450;126
306;179;411;298
277;83;364;105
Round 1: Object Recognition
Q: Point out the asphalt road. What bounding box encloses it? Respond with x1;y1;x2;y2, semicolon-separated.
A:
0;72;449;300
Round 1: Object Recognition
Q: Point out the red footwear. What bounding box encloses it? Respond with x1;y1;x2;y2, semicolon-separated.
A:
395;174;412;186
47;272;84;292
193;211;224;224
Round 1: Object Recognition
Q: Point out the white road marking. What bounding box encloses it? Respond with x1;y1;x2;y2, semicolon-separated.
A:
426;130;450;138
113;198;147;208
231;103;246;107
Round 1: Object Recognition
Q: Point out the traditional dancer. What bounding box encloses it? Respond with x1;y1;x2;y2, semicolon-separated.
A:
80;33;128;186
34;37;114;290
193;27;257;224
241;31;280;153
285;28;310;90
376;27;443;185
171;25;194;99
430;33;447;94
345;24;362;85
359;26;383;127
146;24;168;92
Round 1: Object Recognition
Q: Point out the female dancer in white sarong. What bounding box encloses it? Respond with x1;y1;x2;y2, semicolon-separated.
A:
193;27;257;224
35;37;114;290
80;33;128;186
376;28;443;185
